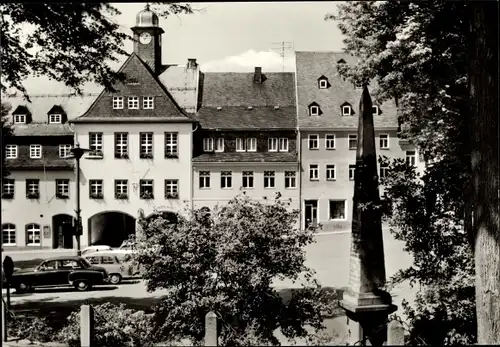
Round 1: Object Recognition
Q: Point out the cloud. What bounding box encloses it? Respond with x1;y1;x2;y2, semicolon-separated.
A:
201;50;295;73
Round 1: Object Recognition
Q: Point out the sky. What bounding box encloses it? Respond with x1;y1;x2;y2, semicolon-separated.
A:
16;2;345;95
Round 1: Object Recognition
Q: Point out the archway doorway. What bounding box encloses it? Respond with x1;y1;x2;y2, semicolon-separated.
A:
88;211;136;247
52;214;74;249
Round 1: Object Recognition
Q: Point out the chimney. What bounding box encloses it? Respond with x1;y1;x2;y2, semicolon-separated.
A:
187;58;197;69
253;67;263;84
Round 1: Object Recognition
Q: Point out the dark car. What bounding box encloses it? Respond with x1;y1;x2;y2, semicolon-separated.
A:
10;256;108;293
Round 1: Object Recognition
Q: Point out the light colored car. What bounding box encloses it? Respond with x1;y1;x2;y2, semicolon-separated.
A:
81;245;113;255
83;251;139;284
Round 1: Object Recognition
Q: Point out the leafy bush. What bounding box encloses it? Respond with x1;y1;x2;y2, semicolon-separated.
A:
7;315;56;343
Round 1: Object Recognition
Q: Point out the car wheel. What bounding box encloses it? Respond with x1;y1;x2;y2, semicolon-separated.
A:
109;274;122;284
16;282;31;294
74;280;92;291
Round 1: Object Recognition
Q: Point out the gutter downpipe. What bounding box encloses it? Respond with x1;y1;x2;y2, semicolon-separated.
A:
191;121;199;211
293;51;303;231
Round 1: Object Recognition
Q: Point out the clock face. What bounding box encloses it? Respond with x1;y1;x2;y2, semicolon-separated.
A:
139;32;152;45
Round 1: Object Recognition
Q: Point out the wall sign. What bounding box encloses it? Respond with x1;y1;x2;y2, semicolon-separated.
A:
43;225;51;239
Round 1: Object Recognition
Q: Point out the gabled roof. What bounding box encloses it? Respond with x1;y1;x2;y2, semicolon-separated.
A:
295;51;398;130
72;53;195;123
47;105;66;115
12;105;31;115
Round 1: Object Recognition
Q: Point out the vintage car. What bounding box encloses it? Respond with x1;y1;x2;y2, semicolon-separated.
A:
10;256;108;293
83;251;140;284
81;245;113;255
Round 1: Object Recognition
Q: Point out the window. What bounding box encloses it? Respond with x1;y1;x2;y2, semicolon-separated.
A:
101;257;115;265
143;96;154;109
5;144;18;159
89;132;103;157
128;96;139;109
329;200;346;220
285;171;296;189
215;138;224;152
165;179;179;199
264;171;275;188
203;138;214;152
59;144;72;158
13;114;26;124
220;171;232;189
236;138;245;152
199;171;210;189
406;150;417;166
26;223;41;246
30;144;42;159
165;132;178;157
115;179;128;199
86;257;99;265
114;133;129;158
309;164;319;181
326;165;336;180
247;138;257;152
2;179;15;199
342;105;352;116
325;134;335;149
349;165;356;181
319;79;328;89
348;134;358;149
308;134;319;150
268;138;278;152
113;96;124;109
310;105;320;116
26;179;40;199
56;179;70;199
89;180;103;199
379;166;389;179
2;224;16;246
49;114;62;124
372;106;379;115
379;134;389;149
242;171;254;189
139;179;154;199
279;138;289;152
140;132;153;158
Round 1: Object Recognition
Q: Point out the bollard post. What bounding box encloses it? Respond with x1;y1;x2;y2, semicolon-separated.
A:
204;311;218;346
80;304;94;347
387;320;405;345
2;299;7;342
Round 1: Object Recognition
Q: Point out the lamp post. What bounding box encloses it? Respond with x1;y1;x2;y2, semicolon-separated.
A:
69;143;89;256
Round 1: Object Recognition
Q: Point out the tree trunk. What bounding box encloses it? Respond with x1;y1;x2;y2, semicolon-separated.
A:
469;2;500;344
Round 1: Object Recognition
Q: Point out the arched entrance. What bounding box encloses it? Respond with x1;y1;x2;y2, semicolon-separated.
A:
52;214;74;249
88;211;136;247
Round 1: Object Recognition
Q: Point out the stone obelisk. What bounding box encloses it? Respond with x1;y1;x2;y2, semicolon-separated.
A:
340;85;396;346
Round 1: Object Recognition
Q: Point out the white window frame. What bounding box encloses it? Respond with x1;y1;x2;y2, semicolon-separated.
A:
89;180;103;198
247;138;257;152
115;132;128;157
89;133;103;157
242;171;254;189
220;171;232;189
143;96;154;109
26;223;41;246
309;105;320;116
113;96;124;109
139;179;154;198
379;134;389;149
268;138;278;152
2;224;16;246
5;144;18;159
115;179;128;196
128;96;139;109
285;171;296;189
329;200;347;220
203;138;214;152
326;165;336;181
342;105;352;116
348;134;358;149
140;132;153;157
59;144;72;158
165;132;178;157
29;144;42;159
13;114;26;124
406;150;417;166
349;165;356;181
56;179;70;198
199;171;211;189
236;138;246;152
264;171;275;188
49;114;62;124
308;134;319;150
309;164;319;181
372;105;379;115
325;134;335;150
279;138;289;152
319;79;328;89
2;179;15;197
379;166;389;179
165;179;179;198
215;138;224;152
26;179;39;196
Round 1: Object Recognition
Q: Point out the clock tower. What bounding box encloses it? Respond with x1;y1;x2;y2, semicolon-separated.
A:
131;5;164;74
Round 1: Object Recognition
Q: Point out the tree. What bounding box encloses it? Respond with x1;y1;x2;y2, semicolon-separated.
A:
328;1;498;343
1;102;13;178
1;3;193;100
135;194;332;346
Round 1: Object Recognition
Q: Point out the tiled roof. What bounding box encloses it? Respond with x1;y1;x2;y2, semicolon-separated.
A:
13;124;73;136
5;159;74;170
192;152;298;163
196;106;296;130
295;51;398;130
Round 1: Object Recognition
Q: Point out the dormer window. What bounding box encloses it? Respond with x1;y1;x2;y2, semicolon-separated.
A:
317;75;329;89
342;104;353;116
13;114;26;124
372;105;379;115
308;102;322;116
113;96;124;109
49;114;62;124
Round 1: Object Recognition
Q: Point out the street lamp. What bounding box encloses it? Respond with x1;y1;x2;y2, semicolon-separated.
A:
69;143;89;256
